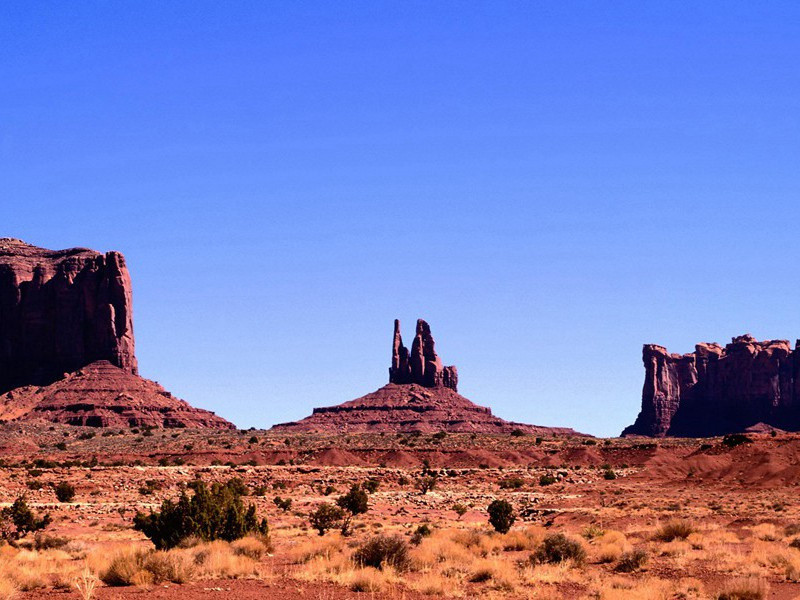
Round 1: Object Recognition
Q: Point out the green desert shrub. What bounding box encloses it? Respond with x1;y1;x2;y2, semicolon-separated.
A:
309;503;344;536
54;481;76;503
487;499;516;534
0;496;51;542
539;473;557;486
133;478;267;550
532;533;586;565
353;534;411;571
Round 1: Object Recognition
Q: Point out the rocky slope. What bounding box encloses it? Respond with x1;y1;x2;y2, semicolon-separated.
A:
0;239;233;429
274;319;579;435
0;360;232;428
623;334;800;437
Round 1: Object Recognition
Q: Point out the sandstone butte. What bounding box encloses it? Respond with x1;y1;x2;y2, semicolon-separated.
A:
623;334;800;437
0;238;232;429
273;318;580;435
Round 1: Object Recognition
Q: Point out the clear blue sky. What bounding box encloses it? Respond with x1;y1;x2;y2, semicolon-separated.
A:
3;2;800;436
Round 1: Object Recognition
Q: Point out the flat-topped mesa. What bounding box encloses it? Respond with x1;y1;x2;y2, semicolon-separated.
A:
0;239;234;429
389;319;458;391
0;239;136;394
623;334;800;437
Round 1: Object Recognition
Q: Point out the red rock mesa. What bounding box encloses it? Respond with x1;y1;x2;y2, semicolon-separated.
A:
0;239;232;429
623;334;800;437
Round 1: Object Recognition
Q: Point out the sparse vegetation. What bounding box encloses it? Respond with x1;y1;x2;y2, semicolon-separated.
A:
273;496;292;512
615;548;648;572
353;534;410;571
654;519;695;542
487;499;516;534
54;481;76;502
309;503;345;535
133;478;267;549
0;496;51;542
532;533;586;565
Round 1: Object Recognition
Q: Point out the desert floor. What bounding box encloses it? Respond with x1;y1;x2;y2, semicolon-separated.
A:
1;425;800;599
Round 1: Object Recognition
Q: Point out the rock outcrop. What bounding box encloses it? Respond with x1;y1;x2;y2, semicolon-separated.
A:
0;239;233;429
274;318;580;435
389;320;458;391
0;239;136;393
623;334;800;437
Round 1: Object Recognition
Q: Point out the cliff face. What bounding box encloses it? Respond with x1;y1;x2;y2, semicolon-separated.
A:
0;239;136;393
623;334;800;437
389;319;458;391
0;239;233;429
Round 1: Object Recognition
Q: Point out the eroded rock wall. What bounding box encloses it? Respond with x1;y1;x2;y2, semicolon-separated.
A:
623;335;800;437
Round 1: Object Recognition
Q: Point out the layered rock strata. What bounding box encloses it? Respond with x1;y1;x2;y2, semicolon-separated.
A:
0;238;136;393
623;334;800;437
0;239;233;428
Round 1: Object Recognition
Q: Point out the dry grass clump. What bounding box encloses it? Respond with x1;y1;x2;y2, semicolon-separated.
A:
289;536;345;564
0;548;78;591
500;527;545;551
468;558;517;591
714;577;769;600
344;567;389;592
654;519;696;542
590;530;630;563
231;536;271;560
615;549;648;573
594;576;703;600
97;539;262;586
750;523;779;542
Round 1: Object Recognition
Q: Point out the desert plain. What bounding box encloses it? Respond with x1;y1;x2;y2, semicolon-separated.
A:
0;424;799;600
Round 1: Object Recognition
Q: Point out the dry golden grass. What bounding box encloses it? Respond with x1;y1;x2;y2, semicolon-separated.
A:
0;577;16;600
714;577;769;600
590;529;630;563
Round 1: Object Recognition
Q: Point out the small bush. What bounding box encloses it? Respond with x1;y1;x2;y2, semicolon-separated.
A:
487;499;516;534
603;469;617;480
532;533;586;565
353;535;411;571
54;482;76;503
0;496;51;541
539;474;557;486
722;434;753;448
615;548;648;572
309;503;344;535
499;477;525;490
410;524;432;545
417;475;438;495
510;429;525;437
336;484;369;535
273;496;292;512
133;478;267;549
654;519;695;542
453;503;468;519
362;479;380;494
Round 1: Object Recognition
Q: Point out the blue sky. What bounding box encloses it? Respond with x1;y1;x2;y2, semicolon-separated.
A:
3;2;800;436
